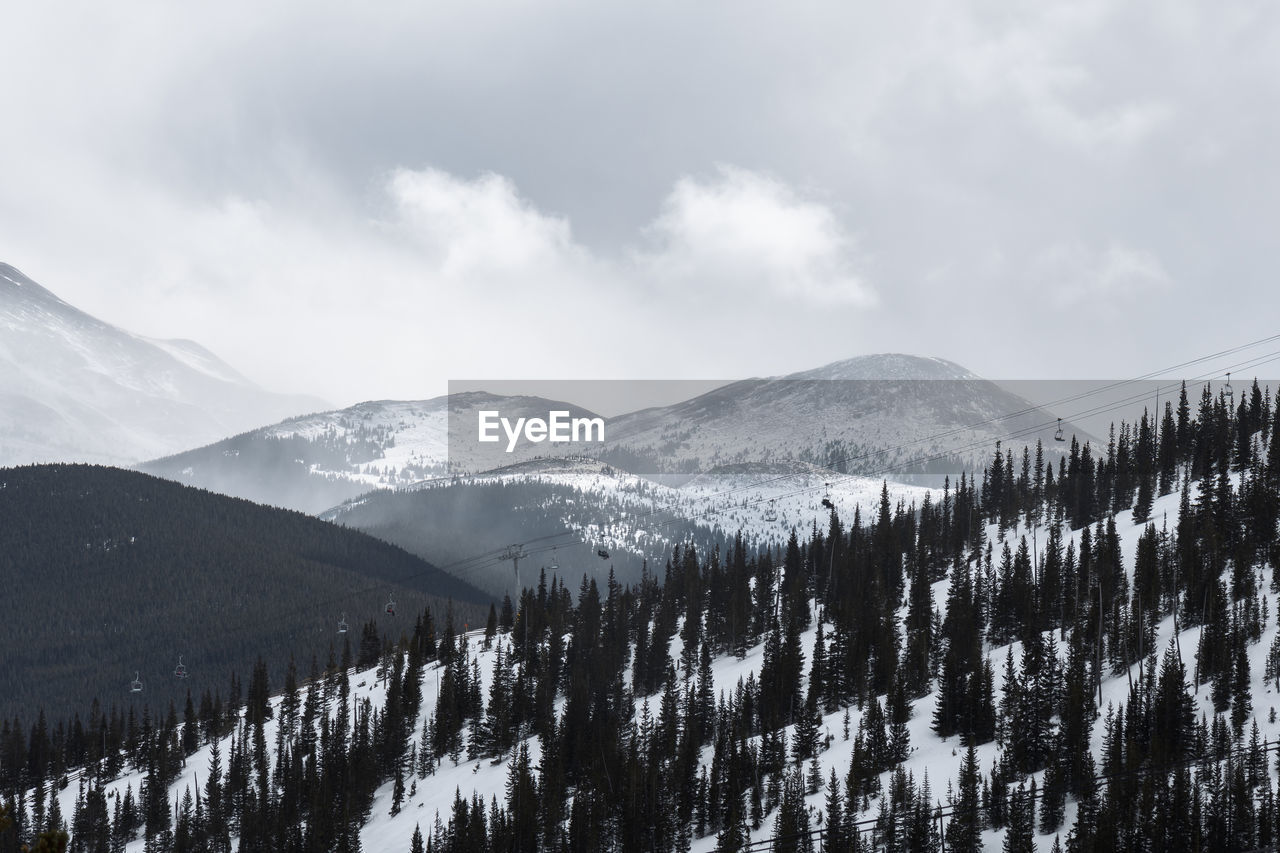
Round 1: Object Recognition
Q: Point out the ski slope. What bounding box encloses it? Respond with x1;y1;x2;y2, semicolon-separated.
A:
31;479;1280;852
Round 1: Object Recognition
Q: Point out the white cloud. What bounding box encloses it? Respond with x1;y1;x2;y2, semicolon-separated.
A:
386;168;581;281
2;161;871;401
638;166;875;307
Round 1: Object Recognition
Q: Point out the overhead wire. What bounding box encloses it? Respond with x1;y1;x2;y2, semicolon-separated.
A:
427;346;1280;587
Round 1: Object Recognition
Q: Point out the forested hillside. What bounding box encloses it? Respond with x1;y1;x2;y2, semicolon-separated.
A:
327;475;726;596
0;465;489;721
3;379;1280;852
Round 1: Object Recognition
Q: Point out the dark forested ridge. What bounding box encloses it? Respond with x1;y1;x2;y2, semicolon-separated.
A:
0;464;489;721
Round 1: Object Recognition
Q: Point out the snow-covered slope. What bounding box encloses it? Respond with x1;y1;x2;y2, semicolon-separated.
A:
140;353;1090;516
600;353;1087;479
0;262;325;466
138;392;603;513
38;478;1277;853
325;456;935;597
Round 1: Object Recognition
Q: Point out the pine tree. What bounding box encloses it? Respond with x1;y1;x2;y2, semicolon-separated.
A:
771;771;812;853
1039;751;1067;834
822;768;845;853
391;764;405;816
793;696;820;765
1066;753;1099;853
1002;782;1033;853
948;743;982;853
887;678;911;763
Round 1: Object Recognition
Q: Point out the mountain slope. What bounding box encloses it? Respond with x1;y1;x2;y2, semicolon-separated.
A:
11;380;1272;852
139;354;1091;517
0;464;490;721
139;392;604;513
0;262;325;466
599;353;1086;477
27;474;1278;853
325;456;934;597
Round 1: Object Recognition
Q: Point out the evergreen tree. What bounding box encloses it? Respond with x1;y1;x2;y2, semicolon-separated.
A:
1002;782;1033;853
948;743;982;853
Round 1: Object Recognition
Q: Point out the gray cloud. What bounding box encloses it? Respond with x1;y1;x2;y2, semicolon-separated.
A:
2;0;1277;404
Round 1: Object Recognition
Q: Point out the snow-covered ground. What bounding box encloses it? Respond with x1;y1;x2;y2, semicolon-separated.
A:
392;457;937;554
33;478;1276;852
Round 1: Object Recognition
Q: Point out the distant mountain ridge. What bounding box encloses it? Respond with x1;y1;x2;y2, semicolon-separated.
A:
0;262;327;467
140;391;606;513
599;353;1075;477
139;353;1092;519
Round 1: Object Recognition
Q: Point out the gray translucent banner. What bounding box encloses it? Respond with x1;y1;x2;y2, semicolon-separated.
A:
444;376;1264;484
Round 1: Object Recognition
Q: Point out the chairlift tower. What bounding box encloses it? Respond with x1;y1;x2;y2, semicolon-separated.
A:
502;543;531;656
501;543;528;597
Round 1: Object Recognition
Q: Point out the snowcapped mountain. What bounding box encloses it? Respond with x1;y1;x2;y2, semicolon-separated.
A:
139;353;1091;516
788;352;979;381
0;262;325;466
600;353;1085;479
139;391;603;513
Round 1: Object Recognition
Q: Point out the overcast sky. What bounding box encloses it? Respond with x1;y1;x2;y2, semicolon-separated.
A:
2;1;1278;407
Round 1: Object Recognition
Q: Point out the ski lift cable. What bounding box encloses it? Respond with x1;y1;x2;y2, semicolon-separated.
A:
450;348;1280;575
662;345;1280;518
501;348;1280;550
424;337;1280;583
671;345;1280;512
632;331;1280;517
678;350;1280;524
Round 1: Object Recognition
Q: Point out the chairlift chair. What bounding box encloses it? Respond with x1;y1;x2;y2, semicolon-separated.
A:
764;499;778;523
174;656;189;680
385;595;396;616
338;612;349;634
130;672;143;693
821;483;834;510
1223;372;1234;403
1055;418;1065;442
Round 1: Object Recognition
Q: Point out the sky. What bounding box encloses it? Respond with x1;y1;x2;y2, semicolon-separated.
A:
2;0;1278;407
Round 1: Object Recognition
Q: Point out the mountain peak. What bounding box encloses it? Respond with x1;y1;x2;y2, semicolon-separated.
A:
0;261;71;308
785;352;978;381
1;262;326;466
